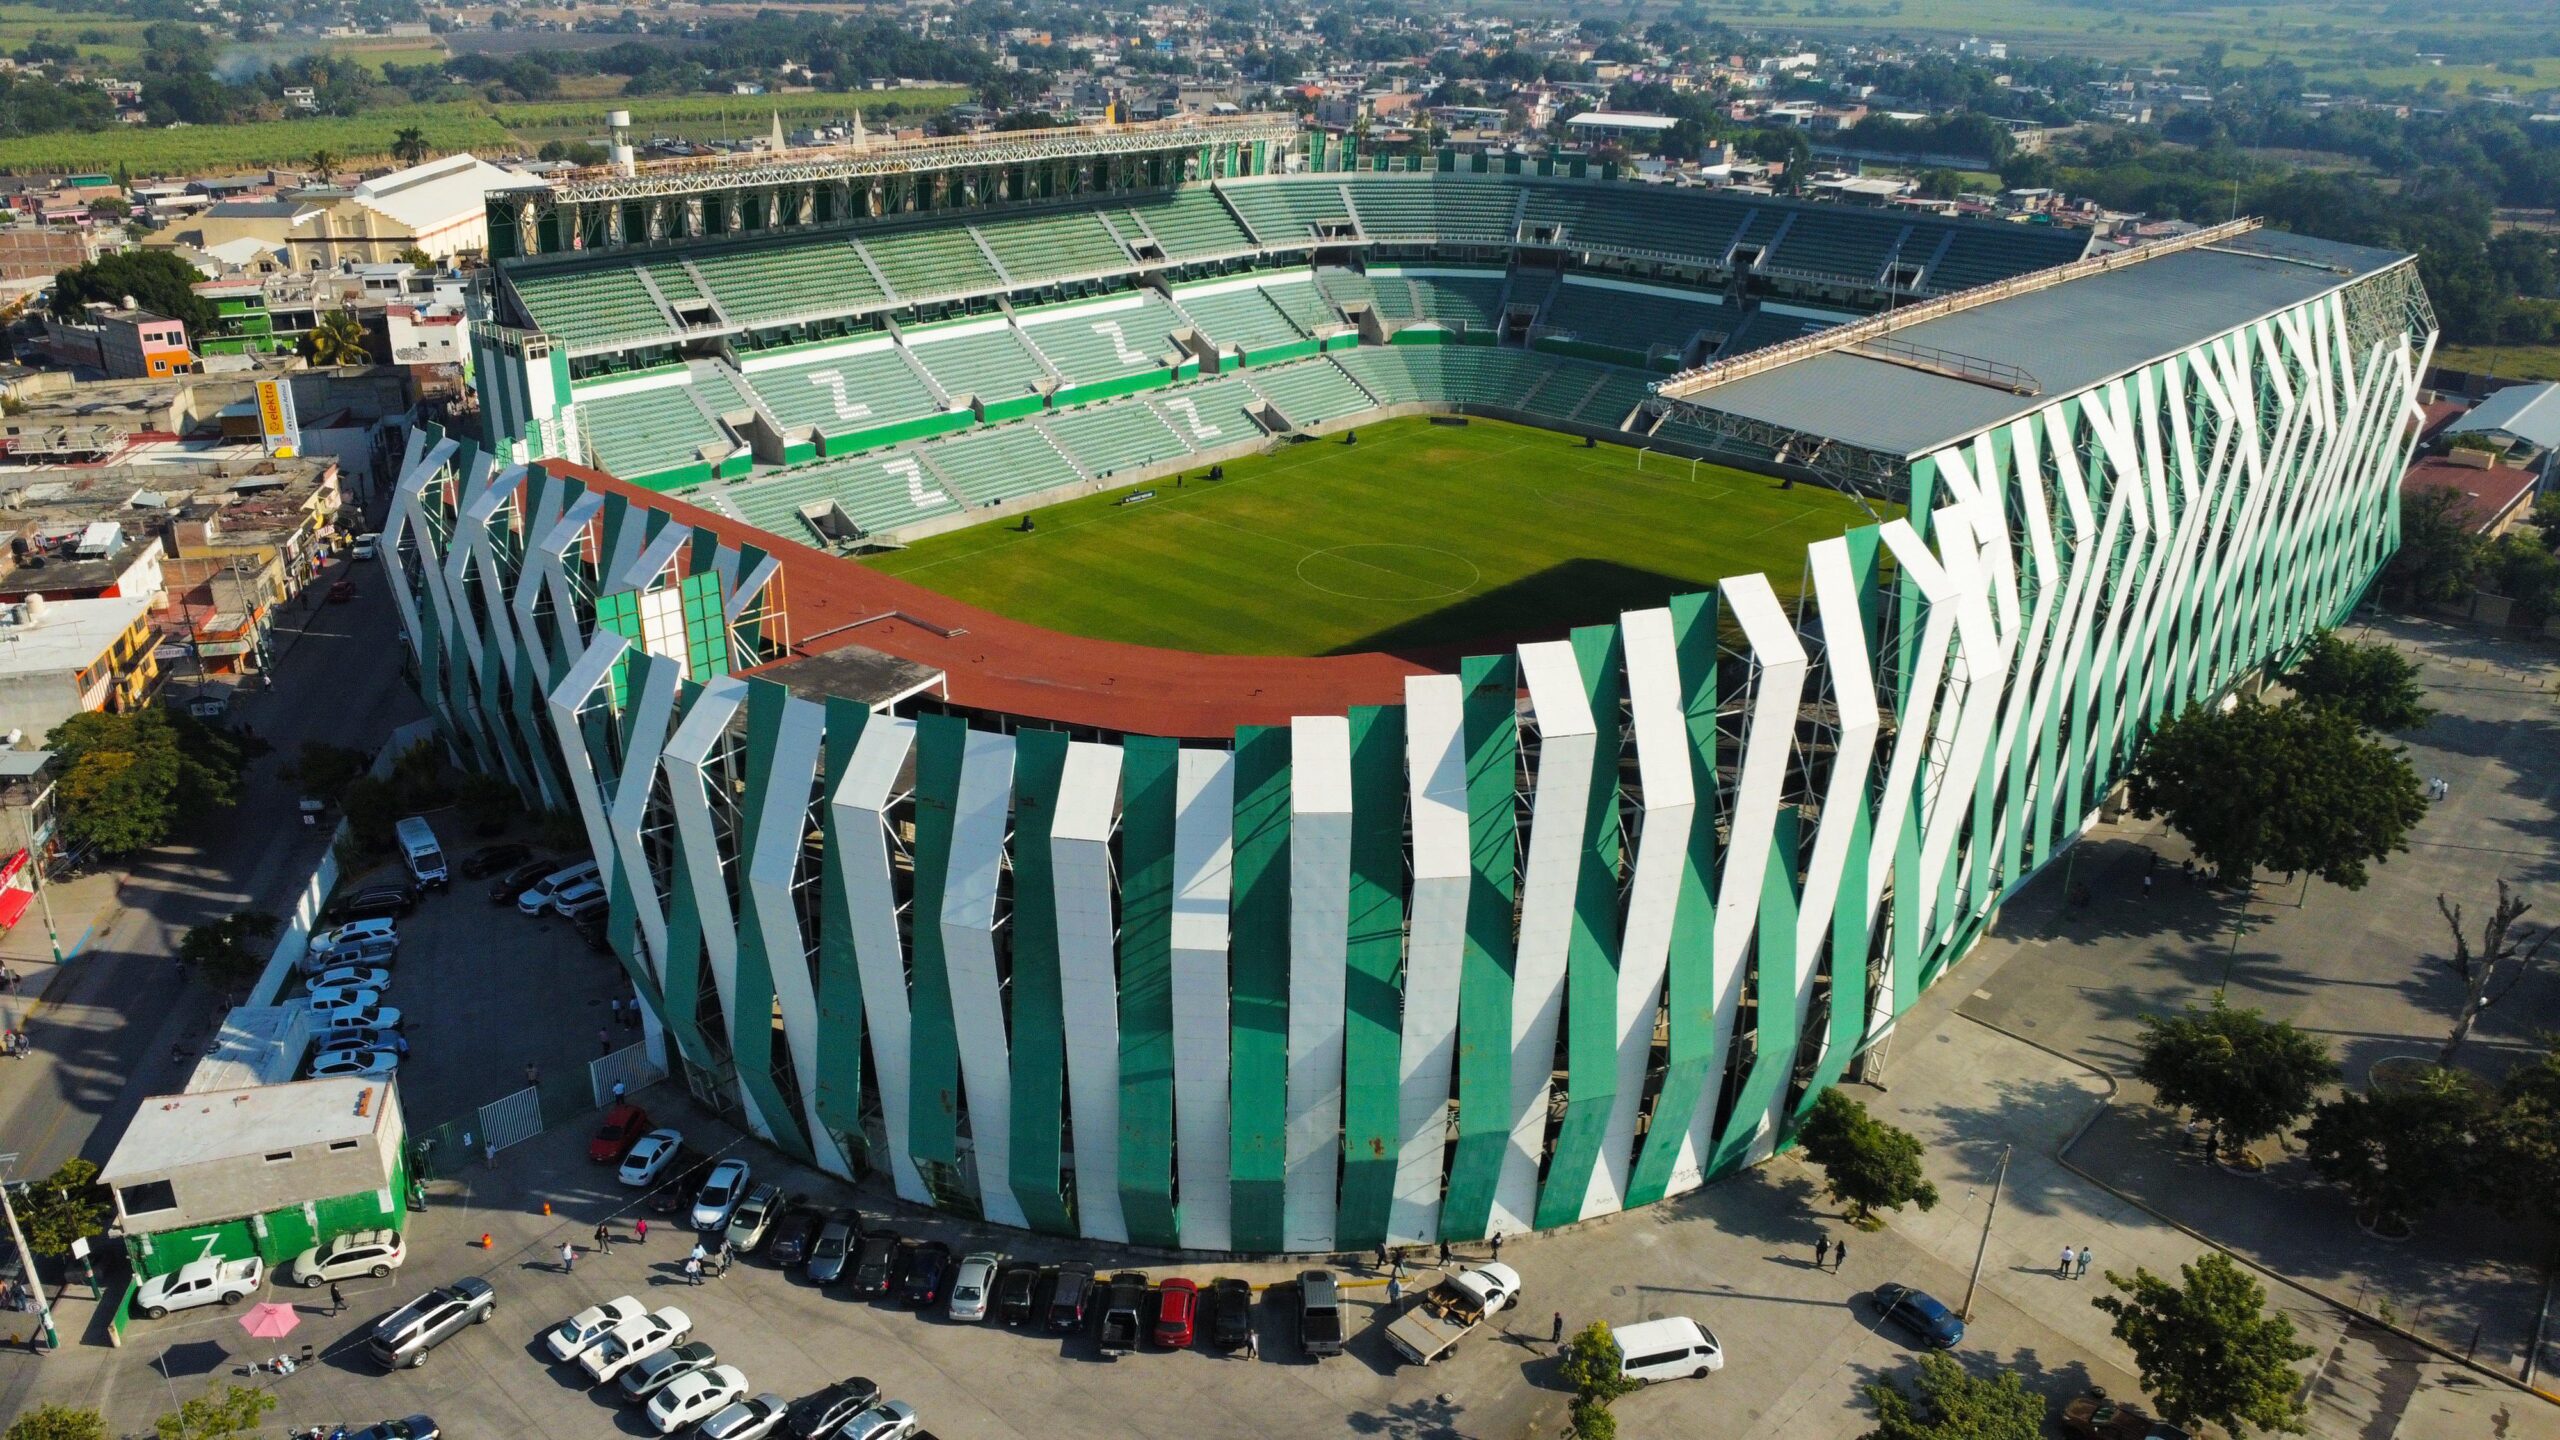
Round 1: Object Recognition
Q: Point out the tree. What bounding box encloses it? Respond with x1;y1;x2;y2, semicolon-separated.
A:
2092;1252;2315;1436
2302;1071;2483;1232
12;1158;108;1257
2281;631;2431;732
1558;1319;1640;1439
176;909;278;989
303;309;370;366
2478;1047;2560;1225
2385;485;2483;606
48;249;216;331
284;741;369;807
1794;1087;1940;1222
2132;997;2338;1160
45;709;250;857
390;125;430;164
7;1405;107;1440
306;147;339;178
1860;1352;2048;1440
395;245;434;268
2126;698;2426;890
2433;881;2554;1067
154;1384;274;1440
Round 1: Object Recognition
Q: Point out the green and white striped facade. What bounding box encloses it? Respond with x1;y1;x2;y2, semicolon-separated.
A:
389;240;2437;1253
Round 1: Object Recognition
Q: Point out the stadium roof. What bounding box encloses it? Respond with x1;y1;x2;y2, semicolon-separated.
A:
2445;381;2560;450
1665;229;2413;459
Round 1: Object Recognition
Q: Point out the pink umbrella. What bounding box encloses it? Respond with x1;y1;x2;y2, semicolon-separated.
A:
238;1302;300;1341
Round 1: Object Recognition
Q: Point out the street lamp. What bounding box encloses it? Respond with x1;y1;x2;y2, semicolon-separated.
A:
0;1151;61;1352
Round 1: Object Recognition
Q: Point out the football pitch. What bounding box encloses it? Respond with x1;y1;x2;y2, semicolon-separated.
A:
865;417;1891;657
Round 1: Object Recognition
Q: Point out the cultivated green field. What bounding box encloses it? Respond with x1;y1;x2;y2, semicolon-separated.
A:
865;417;1887;658
2434;343;2560;383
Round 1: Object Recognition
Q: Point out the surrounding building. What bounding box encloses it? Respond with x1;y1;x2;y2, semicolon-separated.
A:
98;1076;408;1283
2445;380;2560;453
0;591;160;740
151;154;546;268
1562;111;1682;143
95;310;195;381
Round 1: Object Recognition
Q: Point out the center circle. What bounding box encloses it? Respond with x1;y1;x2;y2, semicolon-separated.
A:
1294;544;1482;602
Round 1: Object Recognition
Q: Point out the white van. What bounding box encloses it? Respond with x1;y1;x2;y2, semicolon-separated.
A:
395;816;448;889
1612;1316;1724;1384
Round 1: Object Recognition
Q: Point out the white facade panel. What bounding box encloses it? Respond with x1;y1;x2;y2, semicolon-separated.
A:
941;730;1025;1229
1496;640;1594;1235
832;716;927;1205
1053;741;1128;1244
1284;715;1352;1252
1170;748;1235;1252
1392;674;1469;1245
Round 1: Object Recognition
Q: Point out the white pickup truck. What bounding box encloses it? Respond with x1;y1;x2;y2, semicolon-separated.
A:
1383;1262;1522;1367
136;1255;265;1319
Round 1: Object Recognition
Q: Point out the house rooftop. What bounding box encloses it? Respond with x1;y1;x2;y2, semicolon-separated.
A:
100;1076;393;1182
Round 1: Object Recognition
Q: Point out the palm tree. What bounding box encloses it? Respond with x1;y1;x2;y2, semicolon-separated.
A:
304;310;369;366
307;148;340;180
390;127;430;166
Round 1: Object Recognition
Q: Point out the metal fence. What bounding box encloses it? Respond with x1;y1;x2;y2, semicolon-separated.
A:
477;1085;544;1156
590;1042;664;1108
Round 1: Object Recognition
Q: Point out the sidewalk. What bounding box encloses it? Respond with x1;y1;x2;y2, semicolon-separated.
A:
0;870;126;1027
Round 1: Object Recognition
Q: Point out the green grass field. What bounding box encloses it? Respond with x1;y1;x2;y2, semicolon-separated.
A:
2434;343;2560;383
864;417;1888;658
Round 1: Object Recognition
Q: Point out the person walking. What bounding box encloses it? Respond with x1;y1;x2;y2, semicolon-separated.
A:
597;1026;612;1057
1436;1240;1451;1268
612;1080;627;1104
328;1282;345;1317
684;1256;702;1286
560;1242;577;1273
1246;1326;1260;1361
1832;1240;1846;1272
1387;1275;1402;1306
484;1139;496;1168
1488;1232;1502;1262
1551;1311;1564;1345
635;1218;649;1245
523;1062;539;1087
2142;874;2153;901
1814;1236;1830;1270
2057;1245;2075;1278
2076;1246;2092;1279
594;1222;612;1255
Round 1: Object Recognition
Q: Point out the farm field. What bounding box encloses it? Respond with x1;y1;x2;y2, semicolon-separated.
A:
865;415;1887;658
2433;343;2560;384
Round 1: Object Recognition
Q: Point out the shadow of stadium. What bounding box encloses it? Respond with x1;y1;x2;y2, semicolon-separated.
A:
1326;557;1724;663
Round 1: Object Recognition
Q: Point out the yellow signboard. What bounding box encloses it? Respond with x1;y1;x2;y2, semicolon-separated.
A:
255;377;300;459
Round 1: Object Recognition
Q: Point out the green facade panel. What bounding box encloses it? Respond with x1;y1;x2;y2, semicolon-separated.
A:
1336;703;1407;1252
1627;589;1721;1209
1117;734;1182;1248
1228;725;1291;1252
726;679;815;1164
1440;652;1520;1241
907;714;967;1187
814;696;872;1166
1006;728;1075;1236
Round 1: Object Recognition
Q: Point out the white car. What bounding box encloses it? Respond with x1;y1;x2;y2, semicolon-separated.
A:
689;1158;752;1230
320;1003;403;1033
308;1048;399;1079
546;1295;647;1363
353;532;381;560
316;1027;409;1057
647;1363;749;1433
136;1256;264;1319
618;1129;684;1187
285;1228;406;1288
580;1306;691;1383
310;918;397;956
519;861;600;915
947;1252;1001;1322
308;965;393;994
838;1401;920;1440
309;985;385;1013
551;878;607;916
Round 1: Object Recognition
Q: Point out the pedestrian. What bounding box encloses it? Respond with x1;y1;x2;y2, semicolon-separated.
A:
1391;1256;1406;1281
2142;874;2153;900
691;1241;707;1264
1489;1232;1502;1261
524;1062;539;1087
684;1256;702;1286
635;1218;649;1244
2076;1246;2092;1280
328;1282;344;1316
484;1138;496;1168
1832;1240;1846;1272
598;1026;611;1056
1436;1240;1451;1268
561;1242;577;1273
594;1222;612;1255
608;998;622;1027
2057;1245;2074;1278
1551;1311;1564;1345
1815;1236;1830;1269
1246;1326;1260;1361
1387;1276;1402;1306
612;1079;627;1103
1377;1244;1390;1272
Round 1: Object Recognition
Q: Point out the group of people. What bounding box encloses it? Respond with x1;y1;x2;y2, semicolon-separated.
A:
0;1028;28;1057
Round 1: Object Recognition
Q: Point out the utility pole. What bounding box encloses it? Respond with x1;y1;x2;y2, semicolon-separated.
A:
0;1152;60;1352
1959;1143;2011;1323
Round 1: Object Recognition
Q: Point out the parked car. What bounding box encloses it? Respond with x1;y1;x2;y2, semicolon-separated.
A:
365;1278;496;1369
698;1392;790;1440
652;1157;717;1215
136;1256;264;1318
2062;1388;2191;1440
847;1231;898;1297
307;965;392;994
897;1240;952;1308
1610;1315;1724;1384
835;1402;919;1440
618;1339;719;1402
1382;1262;1522;1368
460;842;531;879
993;1263;1040;1326
285;1228;405;1288
573;909;612;954
580;1306;691;1384
649;1363;750;1434
328;579;357;603
784;1378;881;1440
489;858;555;904
767;1206;824;1268
314;1027;408;1057
328;883;418;923
691;1158;754;1231
1152;1277;1198;1349
546;1296;646;1363
1045;1263;1096;1333
1873;1284;1965;1350
301;934;398;975
309;917;397;958
342;1417;436;1440
318;1003;402;1034
308;984;386;1012
1097;1272;1147;1355
308;1048;399;1080
947;1251;1001;1322
518;860;600;915
589;1103;653;1163
1296;1270;1344;1359
1208;1277;1253;1352
618;1129;684;1187
352;532;382;560
559;887;610;922
727;1182;786;1253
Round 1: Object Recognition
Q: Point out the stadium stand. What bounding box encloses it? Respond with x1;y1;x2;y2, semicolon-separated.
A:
1342;175;1519;244
1332;345;1428;406
1541;279;1725;358
1217;179;1356;246
744;343;949;438
645;261;705;306
1150;375;1267;448
1406;271;1508;330
1571;367;1657;429
907;321;1053;404
1313;267;1380;316
726;449;965;539
1245;358;1375;427
1519;184;1754;265
1019;294;1182;385
923;423;1083;506
1046;399;1194;477
510;267;669;349
861;224;1002;298
691;239;886;327
1364;271;1422;322
1717;307;1837;357
1173;284;1311;352
688;361;760;420
576;384;732;480
1115;189;1257;260
1924;222;2090;292
1765;209;1908;287
975;208;1132;283
1258;277;1341;336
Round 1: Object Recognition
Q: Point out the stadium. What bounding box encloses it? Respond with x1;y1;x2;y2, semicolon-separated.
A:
389;115;2438;1253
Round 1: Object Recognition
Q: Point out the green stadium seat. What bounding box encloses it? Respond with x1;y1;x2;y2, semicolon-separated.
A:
1171;283;1308;352
1571;368;1657;429
1922;221;2089;293
1244;359;1374;428
1216;178;1355;247
1763;210;1909;287
922;424;1083;506
1405;271;1507;330
576;384;734;482
1149;376;1265;448
905;320;1051;405
1046;399;1192;478
724;448;964;540
973;208;1132;283
1341;174;1519;244
1018;294;1183;385
1332;345;1426;405
511;266;671;349
743;342;949;442
1541;279;1726;358
690;237;885;327
861;224;1002;299
1114;189;1256;261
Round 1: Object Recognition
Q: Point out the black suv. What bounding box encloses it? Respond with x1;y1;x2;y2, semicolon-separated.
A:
459;843;530;879
1045;1263;1096;1333
993;1263;1040;1326
487;857;554;904
767;1206;824;1268
898;1240;952;1308
847;1232;898;1297
783;1378;879;1440
1208;1277;1253;1351
330;883;419;923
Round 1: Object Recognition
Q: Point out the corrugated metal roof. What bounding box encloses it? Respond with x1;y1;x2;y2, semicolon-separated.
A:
2447;381;2560;449
1666;229;2413;459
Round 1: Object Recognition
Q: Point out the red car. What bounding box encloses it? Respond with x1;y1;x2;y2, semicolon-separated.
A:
589;1102;652;1162
328;579;357;603
1153;1277;1198;1349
